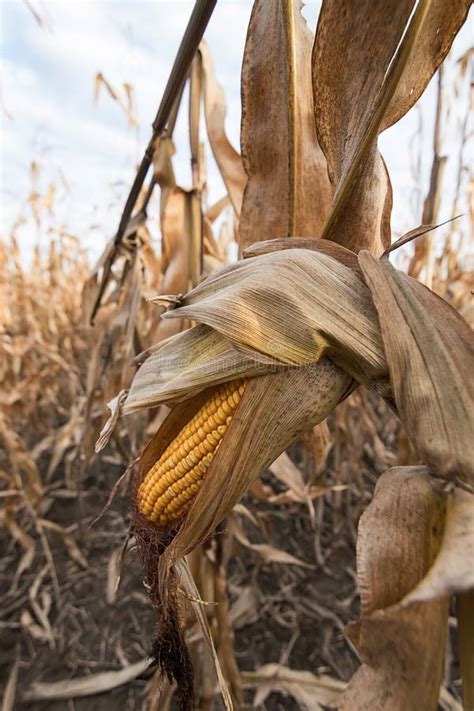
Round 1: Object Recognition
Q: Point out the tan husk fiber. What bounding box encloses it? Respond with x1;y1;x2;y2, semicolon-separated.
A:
123;324;269;412
160;246;387;386
359;251;474;490
340;467;449;710
243;236;362;274
239;0;332;251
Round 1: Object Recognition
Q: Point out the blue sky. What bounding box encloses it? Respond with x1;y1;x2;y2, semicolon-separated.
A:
1;1;472;264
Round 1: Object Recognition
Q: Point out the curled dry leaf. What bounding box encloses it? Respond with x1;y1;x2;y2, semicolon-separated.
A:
22;659;150;701
239;0;332;251
402;487;474;603
359;251;474;489
341;467;449;711
228;512;313;569
95;389;129;453
313;0;471;255
241;663;345;710
124;324;266;412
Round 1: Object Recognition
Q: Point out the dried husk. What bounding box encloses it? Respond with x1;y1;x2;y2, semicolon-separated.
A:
359;251;474;490
341;467;449;711
161;247;387;387
124;324;273;413
243;236;362;274
239;0;332;251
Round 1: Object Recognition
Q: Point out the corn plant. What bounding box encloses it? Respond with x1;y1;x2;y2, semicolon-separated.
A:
95;1;473;710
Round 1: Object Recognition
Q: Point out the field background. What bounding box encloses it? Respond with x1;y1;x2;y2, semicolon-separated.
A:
1;2;472;709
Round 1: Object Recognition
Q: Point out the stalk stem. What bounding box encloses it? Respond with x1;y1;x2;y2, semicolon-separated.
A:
90;0;217;324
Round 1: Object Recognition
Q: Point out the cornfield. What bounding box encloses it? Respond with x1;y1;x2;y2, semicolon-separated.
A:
1;2;473;711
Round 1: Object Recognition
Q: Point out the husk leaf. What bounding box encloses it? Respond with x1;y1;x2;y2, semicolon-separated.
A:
123;324;274;413
359;251;474;489
162;248;387;386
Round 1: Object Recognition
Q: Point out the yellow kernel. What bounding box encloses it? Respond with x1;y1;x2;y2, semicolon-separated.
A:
138;379;247;526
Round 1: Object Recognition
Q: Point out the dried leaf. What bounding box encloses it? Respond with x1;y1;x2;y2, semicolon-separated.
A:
359;252;474;488
341;467;449;710
239;0;332;251
402;488;474;603
303;420;333;479
228;514;312;569
383;216;462;257
381;0;471;130
313;0;470;255
95;389;129;453
175;559;233;710
241;664;345;710
313;0;412;253
269;452;306;499
2;657;19;711
23;659;150;701
4;512;36;584
199;42;246;218
39;520;88;569
229;586;259;629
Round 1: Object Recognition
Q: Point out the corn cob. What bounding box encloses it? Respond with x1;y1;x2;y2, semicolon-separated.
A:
138;379;247;526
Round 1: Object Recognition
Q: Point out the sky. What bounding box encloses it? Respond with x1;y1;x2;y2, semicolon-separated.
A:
0;1;472;265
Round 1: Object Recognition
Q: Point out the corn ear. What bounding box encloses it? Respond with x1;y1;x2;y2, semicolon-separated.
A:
138;380;246;525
